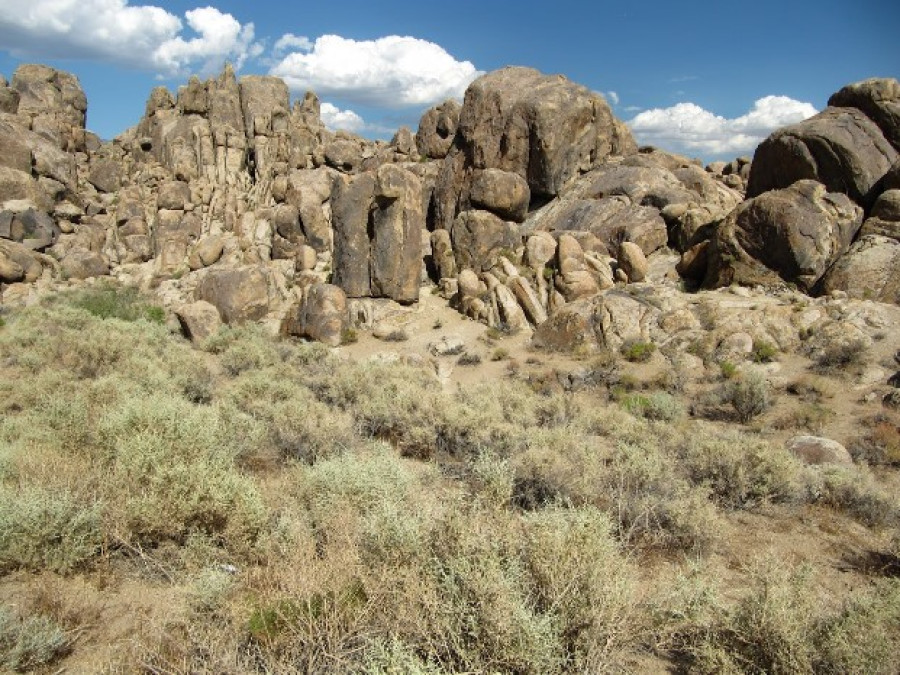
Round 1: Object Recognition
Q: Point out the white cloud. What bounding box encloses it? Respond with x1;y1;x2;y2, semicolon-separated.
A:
628;95;818;158
320;102;365;133
273;33;312;55
606;91;619;105
0;0;259;76
270;34;482;108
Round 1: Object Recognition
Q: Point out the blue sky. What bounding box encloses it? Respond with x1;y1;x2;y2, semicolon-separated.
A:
1;0;897;161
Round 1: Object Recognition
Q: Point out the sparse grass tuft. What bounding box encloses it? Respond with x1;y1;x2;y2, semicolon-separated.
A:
621;339;656;363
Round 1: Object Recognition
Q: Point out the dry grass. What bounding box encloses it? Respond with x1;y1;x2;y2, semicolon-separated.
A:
1;284;899;673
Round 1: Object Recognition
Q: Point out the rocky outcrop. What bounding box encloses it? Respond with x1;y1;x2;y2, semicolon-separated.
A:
828;78;900;152
416;100;461;160
456;67;635;197
747;89;899;210
703;180;863;292
821;234;900;303
195;266;270;323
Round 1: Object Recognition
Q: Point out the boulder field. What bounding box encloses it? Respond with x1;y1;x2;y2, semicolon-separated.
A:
1;63;899;348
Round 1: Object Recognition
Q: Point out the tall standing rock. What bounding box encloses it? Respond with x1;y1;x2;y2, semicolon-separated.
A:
370;165;424;304
332;173;375;297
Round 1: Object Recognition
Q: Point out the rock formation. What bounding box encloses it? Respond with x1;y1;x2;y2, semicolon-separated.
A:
1;61;899;347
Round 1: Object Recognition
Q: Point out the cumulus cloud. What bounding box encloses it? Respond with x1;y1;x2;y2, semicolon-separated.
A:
319;102;365;133
628;95;818;158
270;34;482;108
606;91;620;105
273;33;313;55
0;0;260;76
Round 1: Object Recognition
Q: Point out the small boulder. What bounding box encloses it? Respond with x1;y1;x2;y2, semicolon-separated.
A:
282;283;348;346
175;300;223;343
787;435;853;466
196;266;270;324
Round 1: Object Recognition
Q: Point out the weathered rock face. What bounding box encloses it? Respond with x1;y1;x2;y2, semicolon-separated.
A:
332;172;375;297
330;165;424;303
469;168;530;223
821;234;900;303
456;67;635;197
450;210;519;273
175;300;223;342
860;189;900;240
370;165;424;304
704;180;863;292
747;107;898;210
11;64;87;152
0;207;60;251
828;78;900;152
281;283;348;346
416;99;461;159
195;266;270;323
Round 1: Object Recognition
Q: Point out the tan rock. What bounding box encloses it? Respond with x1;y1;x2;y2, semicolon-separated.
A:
175;300;223;343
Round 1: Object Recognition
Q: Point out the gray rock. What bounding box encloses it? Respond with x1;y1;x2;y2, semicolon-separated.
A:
469;168;530;222
416;99;461;159
331;172;375;297
457;67;635;197
370;165;424;304
747;106;898;210
821;234;900;304
60;248;109;279
451;209;519;273
157;180;191;210
828;77;900;152
618;241;648;283
705;180;863;292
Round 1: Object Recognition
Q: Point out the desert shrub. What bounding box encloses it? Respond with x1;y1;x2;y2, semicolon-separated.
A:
773;402;832;434
751;339;778;363
340;327;358;345
814;338;870;374
724;370;772;423
848;416;900;466
690;560;819;673
812;466;900;528
619;392;684;422
97;394;266;549
382;329;409;342
814;579;900;673
685;563;900;674
522;507;640;671
679;432;802;508
601;441;719;551
621;339;656;363
362;636;446;674
189;567;236;614
457;352;482;366
718;360;738;380
0;607;69;672
491;347;510;361
0;486;102;573
54;283;165;323
471;451;515;508
422;510;561;673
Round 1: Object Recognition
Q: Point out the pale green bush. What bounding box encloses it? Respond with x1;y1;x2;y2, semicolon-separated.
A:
0;486;102;573
678;431;803;508
0;607;68;672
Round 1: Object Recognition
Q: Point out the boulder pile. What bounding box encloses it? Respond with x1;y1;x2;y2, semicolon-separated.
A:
1;61;899;347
